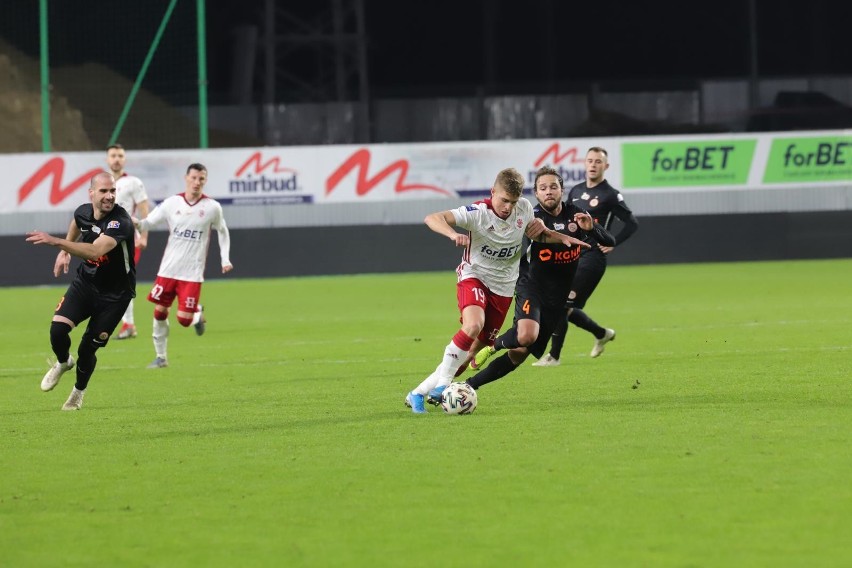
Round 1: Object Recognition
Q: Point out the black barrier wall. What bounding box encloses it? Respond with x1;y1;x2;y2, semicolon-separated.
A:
5;210;852;287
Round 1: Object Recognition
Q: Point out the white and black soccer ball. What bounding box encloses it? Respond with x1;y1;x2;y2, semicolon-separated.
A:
440;382;478;415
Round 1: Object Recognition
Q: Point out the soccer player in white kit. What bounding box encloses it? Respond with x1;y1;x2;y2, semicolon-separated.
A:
404;168;590;414
107;144;149;340
135;163;233;369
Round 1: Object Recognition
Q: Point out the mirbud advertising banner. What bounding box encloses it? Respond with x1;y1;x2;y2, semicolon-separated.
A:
1;139;614;214
1;130;849;215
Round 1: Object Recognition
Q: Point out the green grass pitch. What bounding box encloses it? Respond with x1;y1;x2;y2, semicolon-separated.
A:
1;259;850;567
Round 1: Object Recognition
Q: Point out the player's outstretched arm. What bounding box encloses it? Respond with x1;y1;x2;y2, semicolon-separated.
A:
26;231;118;262
136;199;150;250
525;218;547;240
53;251;71;277
537;228;591;249
425;211;469;247
49;219;80;277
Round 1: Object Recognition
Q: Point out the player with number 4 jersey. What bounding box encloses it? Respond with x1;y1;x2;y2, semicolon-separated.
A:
135;163;233;369
464;165;616;393
404;168;591;414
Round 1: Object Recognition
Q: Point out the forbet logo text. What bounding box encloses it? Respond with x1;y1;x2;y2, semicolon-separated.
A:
622;140;756;187
763;136;852;183
651;146;734;172
782;142;849;167
480;243;521;259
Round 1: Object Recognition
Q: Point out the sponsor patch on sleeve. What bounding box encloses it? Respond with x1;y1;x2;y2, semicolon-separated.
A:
107;220;121;229
465;205;477;211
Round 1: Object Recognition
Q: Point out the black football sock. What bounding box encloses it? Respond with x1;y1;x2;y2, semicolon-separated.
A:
569;309;605;339
494;328;520;351
74;362;96;390
49;321;72;363
74;346;97;391
548;314;570;360
466;353;518;389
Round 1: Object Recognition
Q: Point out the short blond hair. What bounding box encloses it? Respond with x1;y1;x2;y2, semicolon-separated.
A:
494;168;525;197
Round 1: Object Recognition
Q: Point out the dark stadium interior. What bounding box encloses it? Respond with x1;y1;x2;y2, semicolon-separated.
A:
2;0;850;105
1;0;850;151
0;0;849;285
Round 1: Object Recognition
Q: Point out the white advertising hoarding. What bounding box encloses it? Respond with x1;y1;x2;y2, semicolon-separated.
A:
2;138;614;213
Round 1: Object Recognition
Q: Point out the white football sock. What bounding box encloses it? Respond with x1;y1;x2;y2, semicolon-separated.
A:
414;340;468;394
122;299;135;326
152;318;169;359
414;371;441;396
436;340;467;385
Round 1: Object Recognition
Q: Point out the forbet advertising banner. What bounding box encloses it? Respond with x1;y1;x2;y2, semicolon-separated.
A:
1;130;849;214
621;139;757;187
762;135;852;183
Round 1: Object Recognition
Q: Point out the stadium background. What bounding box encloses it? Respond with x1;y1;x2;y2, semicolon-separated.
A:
0;0;850;286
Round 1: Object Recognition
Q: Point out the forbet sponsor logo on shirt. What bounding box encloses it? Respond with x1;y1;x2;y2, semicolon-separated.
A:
173;228;205;241
763;136;852;183
480;243;522;259
622;140;756;188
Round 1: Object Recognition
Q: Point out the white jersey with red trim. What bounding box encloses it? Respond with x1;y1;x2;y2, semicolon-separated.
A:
451;197;534;297
115;173;147;215
140;193;231;282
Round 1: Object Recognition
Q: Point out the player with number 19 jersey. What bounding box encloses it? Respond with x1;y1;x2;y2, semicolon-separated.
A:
141;194;231;282
451;197;535;297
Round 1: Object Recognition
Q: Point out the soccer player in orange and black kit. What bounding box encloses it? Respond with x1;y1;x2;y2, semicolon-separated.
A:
534;146;639;366
450;165;616;393
26;171;136;410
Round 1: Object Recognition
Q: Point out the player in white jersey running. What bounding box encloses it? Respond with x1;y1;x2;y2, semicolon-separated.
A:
107;144;149;340
404;168;590;414
135;163;233;369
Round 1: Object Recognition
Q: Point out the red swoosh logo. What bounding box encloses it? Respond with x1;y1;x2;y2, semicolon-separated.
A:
234;152;297;177
534;144;584;168
326;149;452;197
18;158;102;205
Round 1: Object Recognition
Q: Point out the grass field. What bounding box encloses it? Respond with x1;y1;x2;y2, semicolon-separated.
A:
1;259;850;567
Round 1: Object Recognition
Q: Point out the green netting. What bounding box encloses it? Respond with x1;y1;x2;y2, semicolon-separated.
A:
0;0;203;151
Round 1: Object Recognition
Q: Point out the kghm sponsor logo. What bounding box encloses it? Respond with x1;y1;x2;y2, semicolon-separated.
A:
229;173;298;193
651;146;735;171
783;142;849;167
538;247;581;263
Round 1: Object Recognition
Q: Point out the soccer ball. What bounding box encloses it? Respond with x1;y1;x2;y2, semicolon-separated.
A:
440;382;478;415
